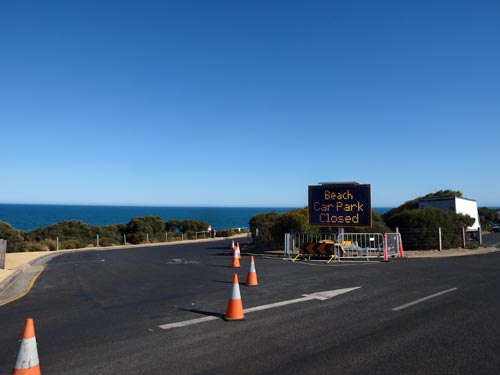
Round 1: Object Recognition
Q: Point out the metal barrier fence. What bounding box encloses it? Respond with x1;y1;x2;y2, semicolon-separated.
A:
288;232;402;262
337;232;385;260
286;232;337;260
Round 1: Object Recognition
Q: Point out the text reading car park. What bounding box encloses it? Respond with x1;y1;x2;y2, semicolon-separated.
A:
313;190;364;224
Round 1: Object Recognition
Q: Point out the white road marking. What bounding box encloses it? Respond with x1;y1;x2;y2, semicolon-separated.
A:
165;259;200;265
159;287;361;330
392;288;458;311
159;316;219;329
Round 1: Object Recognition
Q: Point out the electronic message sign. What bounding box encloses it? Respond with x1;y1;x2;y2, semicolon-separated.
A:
308;183;371;227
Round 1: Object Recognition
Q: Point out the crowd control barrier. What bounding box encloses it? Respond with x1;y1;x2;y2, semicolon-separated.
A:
289;232;403;263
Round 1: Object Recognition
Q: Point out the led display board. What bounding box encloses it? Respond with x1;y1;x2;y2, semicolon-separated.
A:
308;183;372;227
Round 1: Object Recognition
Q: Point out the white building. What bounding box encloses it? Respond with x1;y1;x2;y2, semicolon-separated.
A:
418;196;480;232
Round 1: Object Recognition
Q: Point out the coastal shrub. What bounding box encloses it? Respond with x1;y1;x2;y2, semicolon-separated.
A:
249;210;280;246
125;216;165;244
93;224;124;245
165;220;183;233
42;238;57;251
348;211;390;234
0;221;25;253
25;220;95;245
166;232;183;242
99;237;116;247
382;189;464;223
181;220;209;233
385;208;475;250
249;208;317;248
60;239;84;249
165;220;209;233
23;241;49;252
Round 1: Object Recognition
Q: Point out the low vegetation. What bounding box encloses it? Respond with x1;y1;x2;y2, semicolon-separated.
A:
0;216;246;253
1;189;497;253
249;190;498;251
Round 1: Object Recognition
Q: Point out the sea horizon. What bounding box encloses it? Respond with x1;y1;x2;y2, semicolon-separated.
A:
0;203;396;232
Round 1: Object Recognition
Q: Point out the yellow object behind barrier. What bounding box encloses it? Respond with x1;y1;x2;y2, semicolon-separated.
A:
293;242;341;264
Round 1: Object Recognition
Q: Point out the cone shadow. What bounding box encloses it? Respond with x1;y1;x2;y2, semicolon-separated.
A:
211;279;233;284
179;308;224;319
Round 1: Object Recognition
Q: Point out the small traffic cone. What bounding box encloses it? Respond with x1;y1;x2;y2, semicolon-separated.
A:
398;233;405;258
231;247;240;268
12;318;41;375
230;239;235;254
382;233;389;262
236;242;241;259
245;256;259;286
225;274;245;321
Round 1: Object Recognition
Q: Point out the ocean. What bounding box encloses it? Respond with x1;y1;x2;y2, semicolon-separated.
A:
0;204;393;232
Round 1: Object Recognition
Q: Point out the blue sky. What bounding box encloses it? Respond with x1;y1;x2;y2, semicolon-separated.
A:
1;0;499;208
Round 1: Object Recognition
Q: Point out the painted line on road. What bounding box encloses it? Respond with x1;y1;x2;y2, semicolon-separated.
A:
392;288;458;312
159;287;361;330
159;316;219;329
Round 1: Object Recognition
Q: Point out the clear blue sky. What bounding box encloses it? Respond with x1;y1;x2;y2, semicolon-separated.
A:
1;0;499;208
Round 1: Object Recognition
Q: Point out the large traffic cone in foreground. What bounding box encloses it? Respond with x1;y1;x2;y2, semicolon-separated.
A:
12;318;41;375
231;247;240;268
246;256;259;286
225;274;245;321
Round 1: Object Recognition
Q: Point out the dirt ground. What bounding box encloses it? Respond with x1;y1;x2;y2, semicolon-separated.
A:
404;247;499;258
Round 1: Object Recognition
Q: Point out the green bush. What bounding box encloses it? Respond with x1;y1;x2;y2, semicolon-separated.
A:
25;221;95;246
125;216;165;244
249;210;281;246
0;221;25;252
60;239;85;249
99;237;116;247
385;208;474;250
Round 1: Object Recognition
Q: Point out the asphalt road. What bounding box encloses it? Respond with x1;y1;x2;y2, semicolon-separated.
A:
1;239;500;374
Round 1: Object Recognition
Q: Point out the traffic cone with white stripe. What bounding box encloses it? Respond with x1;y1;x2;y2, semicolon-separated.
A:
12;318;41;375
236;242;241;259
231;246;240;268
225;274;245;321
382;233;389;262
246;256;259;286
398;233;405;258
230;239;235;254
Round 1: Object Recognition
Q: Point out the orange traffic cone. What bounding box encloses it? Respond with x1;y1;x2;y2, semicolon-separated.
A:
246;256;259;286
230;239;235;254
236;242;241;259
231;246;240;268
225;274;245;321
12;318;41;375
398;233;405;258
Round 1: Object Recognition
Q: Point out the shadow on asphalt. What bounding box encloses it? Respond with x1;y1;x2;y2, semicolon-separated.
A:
207;264;233;268
179;308;225;319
